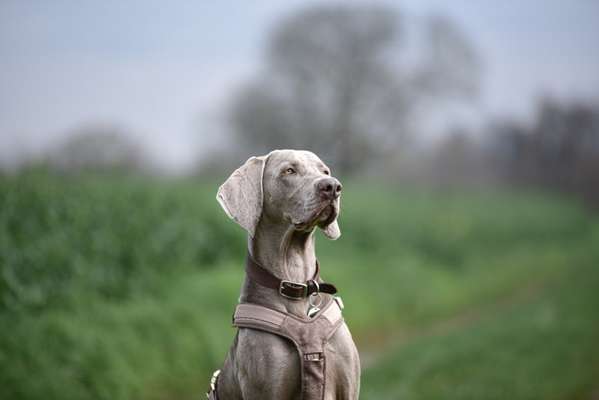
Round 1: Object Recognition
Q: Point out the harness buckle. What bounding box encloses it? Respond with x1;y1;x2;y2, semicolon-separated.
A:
304;352;323;362
279;280;308;299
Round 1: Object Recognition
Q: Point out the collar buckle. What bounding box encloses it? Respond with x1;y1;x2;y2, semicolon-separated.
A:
279;280;308;299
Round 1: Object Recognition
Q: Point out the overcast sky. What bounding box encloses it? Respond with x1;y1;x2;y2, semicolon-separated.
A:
1;0;598;171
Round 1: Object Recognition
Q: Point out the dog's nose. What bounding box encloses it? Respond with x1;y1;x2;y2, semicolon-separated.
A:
317;177;342;200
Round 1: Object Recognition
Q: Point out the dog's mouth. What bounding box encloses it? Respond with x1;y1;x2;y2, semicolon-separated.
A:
294;200;338;231
316;204;337;227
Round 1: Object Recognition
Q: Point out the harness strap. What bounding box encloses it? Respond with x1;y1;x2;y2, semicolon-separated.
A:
233;299;344;400
246;254;338;299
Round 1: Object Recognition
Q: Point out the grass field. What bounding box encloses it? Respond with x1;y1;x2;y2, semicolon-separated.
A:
1;170;598;399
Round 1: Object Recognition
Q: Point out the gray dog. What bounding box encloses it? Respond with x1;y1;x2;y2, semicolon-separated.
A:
209;150;360;399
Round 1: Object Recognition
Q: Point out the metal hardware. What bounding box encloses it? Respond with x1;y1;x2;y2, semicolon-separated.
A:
310;279;320;293
307;306;320;318
304;352;323;362
309;292;323;309
279;280;308;299
307;292;323;317
206;369;221;398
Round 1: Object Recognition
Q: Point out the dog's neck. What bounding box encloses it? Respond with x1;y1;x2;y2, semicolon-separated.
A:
240;216;318;317
251;220;317;283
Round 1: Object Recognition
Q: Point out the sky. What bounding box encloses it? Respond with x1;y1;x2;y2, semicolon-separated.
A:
1;0;598;171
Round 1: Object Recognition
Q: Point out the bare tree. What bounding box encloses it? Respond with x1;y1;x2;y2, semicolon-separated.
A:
415;15;481;99
228;4;481;175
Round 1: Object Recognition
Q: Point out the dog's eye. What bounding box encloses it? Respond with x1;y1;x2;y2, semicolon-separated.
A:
284;167;296;175
323;170;330;175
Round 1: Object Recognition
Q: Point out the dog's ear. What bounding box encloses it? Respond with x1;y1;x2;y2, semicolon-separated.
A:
217;155;267;238
320;197;341;240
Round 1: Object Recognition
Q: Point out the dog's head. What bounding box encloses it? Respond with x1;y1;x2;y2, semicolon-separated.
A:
216;149;342;240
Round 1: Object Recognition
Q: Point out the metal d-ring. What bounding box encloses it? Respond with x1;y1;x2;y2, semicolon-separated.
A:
312;280;320;294
309;292;323;309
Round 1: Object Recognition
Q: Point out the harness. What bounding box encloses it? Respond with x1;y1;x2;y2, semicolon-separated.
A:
207;256;345;400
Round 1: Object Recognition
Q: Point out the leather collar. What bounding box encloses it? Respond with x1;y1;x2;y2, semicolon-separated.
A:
245;254;338;300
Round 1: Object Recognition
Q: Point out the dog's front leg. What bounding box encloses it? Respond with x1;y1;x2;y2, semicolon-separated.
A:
236;329;301;400
326;323;361;400
214;334;243;400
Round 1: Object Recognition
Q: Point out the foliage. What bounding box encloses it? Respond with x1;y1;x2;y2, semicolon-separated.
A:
489;99;599;206
361;260;599;400
1;171;597;399
0;171;243;313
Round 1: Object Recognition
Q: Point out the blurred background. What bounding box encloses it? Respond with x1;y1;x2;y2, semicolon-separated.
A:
1;1;598;399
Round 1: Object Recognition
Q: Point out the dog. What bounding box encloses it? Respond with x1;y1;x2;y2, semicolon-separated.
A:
209;149;360;399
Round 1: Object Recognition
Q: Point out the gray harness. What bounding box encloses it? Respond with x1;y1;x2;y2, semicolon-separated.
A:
236;299;344;399
207;257;345;400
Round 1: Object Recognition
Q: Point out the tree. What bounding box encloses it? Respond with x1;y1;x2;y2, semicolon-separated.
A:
228;4;481;175
46;124;146;173
487;98;599;206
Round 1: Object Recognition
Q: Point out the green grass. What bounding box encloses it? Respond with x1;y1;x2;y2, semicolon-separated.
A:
360;259;599;400
1;171;598;399
0;266;242;400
